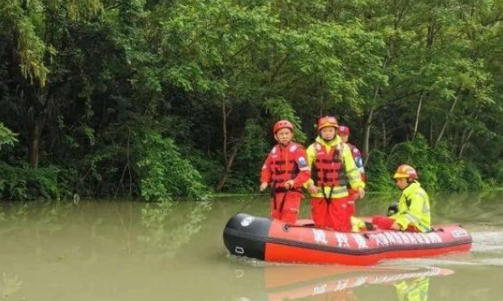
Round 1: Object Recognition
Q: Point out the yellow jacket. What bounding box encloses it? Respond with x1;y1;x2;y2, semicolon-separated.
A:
391;181;431;232
306;136;365;199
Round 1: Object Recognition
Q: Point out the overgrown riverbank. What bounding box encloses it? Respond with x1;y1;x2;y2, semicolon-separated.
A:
2;1;503;201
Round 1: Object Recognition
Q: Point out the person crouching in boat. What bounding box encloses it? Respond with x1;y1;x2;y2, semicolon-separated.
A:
260;120;311;224
372;164;431;232
305;116;365;231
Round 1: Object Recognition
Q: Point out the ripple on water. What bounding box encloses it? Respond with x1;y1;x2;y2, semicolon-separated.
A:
471;231;503;253
379;231;503;268
471;258;503;266
380;257;478;268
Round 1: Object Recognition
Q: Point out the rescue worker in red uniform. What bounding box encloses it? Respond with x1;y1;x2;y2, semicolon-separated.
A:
338;125;366;217
305;116;365;231
372;164;431;232
260;120;311;224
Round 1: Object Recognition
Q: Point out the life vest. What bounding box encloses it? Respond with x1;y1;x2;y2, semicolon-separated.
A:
312;142;348;187
269;143;301;190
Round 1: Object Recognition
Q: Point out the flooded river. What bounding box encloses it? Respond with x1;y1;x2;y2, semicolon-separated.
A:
0;192;502;300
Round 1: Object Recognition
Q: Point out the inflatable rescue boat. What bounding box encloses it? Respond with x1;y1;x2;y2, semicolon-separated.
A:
223;213;472;265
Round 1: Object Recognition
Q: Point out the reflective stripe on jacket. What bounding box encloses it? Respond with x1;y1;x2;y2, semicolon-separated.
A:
306;136;365;199
391;181;431;232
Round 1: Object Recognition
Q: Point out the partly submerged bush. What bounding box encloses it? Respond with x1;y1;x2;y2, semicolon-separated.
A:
365;150;395;193
366;135;487;192
0;162;60;200
132;131;207;202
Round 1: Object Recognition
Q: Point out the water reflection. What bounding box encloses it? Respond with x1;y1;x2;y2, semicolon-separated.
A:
0;194;501;301
245;266;453;301
0;201;73;234
138;201;212;253
394;276;429;301
0;273;23;300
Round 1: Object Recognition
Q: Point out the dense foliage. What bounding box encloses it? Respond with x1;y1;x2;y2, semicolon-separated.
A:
1;0;503;201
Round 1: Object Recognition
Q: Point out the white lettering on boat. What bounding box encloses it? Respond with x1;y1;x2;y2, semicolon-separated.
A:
335;233;350;248
312;229;328;244
406;233;417;244
428;232;443;243
451;228;469;238
384;232;397;244
421;233;431;244
369;230;444;247
390;232;404;244
372;233;390;247
352;234;368;249
416;233;425;244
399;232;410;244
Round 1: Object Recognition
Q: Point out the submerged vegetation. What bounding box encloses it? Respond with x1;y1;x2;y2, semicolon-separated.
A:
1;0;503;201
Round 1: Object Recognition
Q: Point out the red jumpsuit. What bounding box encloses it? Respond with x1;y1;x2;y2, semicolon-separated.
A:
261;142;310;223
310;142;352;231
307;137;365;231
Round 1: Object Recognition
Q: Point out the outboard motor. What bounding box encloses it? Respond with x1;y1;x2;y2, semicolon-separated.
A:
223;213;272;260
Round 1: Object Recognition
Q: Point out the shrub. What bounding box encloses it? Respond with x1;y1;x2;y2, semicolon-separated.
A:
132;131;207;202
0;162;60;200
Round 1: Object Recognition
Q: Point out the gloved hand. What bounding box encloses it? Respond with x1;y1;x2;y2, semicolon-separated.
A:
387;200;399;216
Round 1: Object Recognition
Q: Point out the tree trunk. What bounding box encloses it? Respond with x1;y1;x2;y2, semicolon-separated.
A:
382;122;387;149
458;129;474;158
216;100;246;192
216;137;244;192
429;118;434;144
27;93;49;168
413;92;424;138
217;100;229;192
216;170;229;193
435;86;462;147
363;106;374;166
221;100;228;162
458;112;479;158
29;120;42;168
363;45;390;164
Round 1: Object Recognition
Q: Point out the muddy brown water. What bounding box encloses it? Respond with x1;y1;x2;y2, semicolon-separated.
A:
0;192;502;300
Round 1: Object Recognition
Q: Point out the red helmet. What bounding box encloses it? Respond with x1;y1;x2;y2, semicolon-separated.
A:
339;125;350;135
393;164;418;179
317;116;338;131
273;120;294;134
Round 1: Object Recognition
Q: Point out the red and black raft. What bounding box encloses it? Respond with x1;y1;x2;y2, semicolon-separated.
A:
223;213;472;265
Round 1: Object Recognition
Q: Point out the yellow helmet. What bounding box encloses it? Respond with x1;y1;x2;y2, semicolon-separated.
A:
317;116;338;131
393;164;418;179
